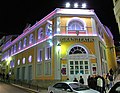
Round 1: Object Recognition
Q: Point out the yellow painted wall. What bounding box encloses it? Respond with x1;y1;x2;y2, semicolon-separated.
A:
104;31;117;71
60;41;95;58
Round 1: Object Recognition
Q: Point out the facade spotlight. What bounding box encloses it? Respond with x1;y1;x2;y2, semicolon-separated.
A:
74;3;78;8
66;2;70;8
81;3;87;8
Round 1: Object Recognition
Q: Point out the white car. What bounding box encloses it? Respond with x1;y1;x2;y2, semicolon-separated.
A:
48;82;100;93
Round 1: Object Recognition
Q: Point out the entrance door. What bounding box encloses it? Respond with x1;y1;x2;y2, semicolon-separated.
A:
69;60;90;85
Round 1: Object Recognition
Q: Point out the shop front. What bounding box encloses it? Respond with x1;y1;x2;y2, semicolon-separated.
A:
58;36;97;85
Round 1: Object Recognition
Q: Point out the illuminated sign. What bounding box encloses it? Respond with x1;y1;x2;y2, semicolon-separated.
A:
60;37;94;42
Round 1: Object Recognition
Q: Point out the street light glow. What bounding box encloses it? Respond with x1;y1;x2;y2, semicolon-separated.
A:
74;3;78;8
82;3;87;8
65;2;87;8
66;2;70;8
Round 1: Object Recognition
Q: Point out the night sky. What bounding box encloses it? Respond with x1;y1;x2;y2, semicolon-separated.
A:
0;0;120;43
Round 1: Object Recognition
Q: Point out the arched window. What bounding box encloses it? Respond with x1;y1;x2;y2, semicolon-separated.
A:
46;23;52;37
67;18;86;35
18;41;22;50
17;59;20;65
14;44;17;53
10;60;14;68
28;55;32;62
69;46;87;55
23;38;27;47
29;34;34;44
68;20;84;31
22;58;26;64
38;28;43;40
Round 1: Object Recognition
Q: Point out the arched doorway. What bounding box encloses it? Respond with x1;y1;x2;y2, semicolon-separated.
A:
68;45;90;85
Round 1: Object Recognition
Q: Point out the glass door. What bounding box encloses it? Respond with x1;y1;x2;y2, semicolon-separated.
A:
69;60;90;85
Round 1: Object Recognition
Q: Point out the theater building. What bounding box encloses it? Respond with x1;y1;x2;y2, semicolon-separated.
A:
1;8;117;85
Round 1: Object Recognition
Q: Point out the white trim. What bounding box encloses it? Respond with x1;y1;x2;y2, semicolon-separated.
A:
68;44;89;55
68;54;96;60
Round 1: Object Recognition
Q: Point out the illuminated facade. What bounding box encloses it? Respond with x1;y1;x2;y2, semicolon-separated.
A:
113;0;120;65
113;0;120;34
1;8;117;85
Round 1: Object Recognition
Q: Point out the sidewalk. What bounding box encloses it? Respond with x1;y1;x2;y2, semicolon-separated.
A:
11;83;47;93
11;83;39;93
0;80;47;93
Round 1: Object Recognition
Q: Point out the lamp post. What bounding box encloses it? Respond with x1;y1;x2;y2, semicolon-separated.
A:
57;43;61;80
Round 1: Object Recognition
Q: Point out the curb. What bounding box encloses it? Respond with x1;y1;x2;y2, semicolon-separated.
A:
11;83;40;93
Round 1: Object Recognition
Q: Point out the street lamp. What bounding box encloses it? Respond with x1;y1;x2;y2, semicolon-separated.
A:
65;2;87;8
82;3;87;8
65;2;70;8
74;3;78;8
57;43;61;52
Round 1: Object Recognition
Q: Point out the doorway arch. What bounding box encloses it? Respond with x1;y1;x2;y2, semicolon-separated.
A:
68;45;90;85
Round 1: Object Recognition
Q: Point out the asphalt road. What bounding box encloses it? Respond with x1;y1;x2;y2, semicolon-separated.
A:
0;82;29;93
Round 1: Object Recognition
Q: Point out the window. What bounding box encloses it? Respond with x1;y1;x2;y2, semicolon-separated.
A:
67;18;86;35
46;23;52;37
68;20;84;31
8;50;10;57
69;46;87;54
22;58;26;64
14;44;17;53
98;26;104;39
29;34;34;44
38;28;43;40
23;38;27;47
45;62;51;75
17;59;20;65
37;49;42;62
45;47;51;60
10;60;14;68
28;55;32;62
103;49;106;60
37;64;42;75
100;46;103;58
11;47;14;55
69;60;89;75
18;41;22;50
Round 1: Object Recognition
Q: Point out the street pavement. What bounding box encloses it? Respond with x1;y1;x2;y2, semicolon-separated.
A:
0;82;29;93
0;81;47;93
0;74;119;93
11;83;48;93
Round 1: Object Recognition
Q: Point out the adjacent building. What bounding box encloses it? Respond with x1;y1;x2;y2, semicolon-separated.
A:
113;0;120;65
113;0;120;34
1;8;117;86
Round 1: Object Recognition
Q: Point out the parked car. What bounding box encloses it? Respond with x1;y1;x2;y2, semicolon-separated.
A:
48;82;100;93
108;81;120;93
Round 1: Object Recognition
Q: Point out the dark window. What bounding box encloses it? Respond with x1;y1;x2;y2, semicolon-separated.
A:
69;46;87;54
